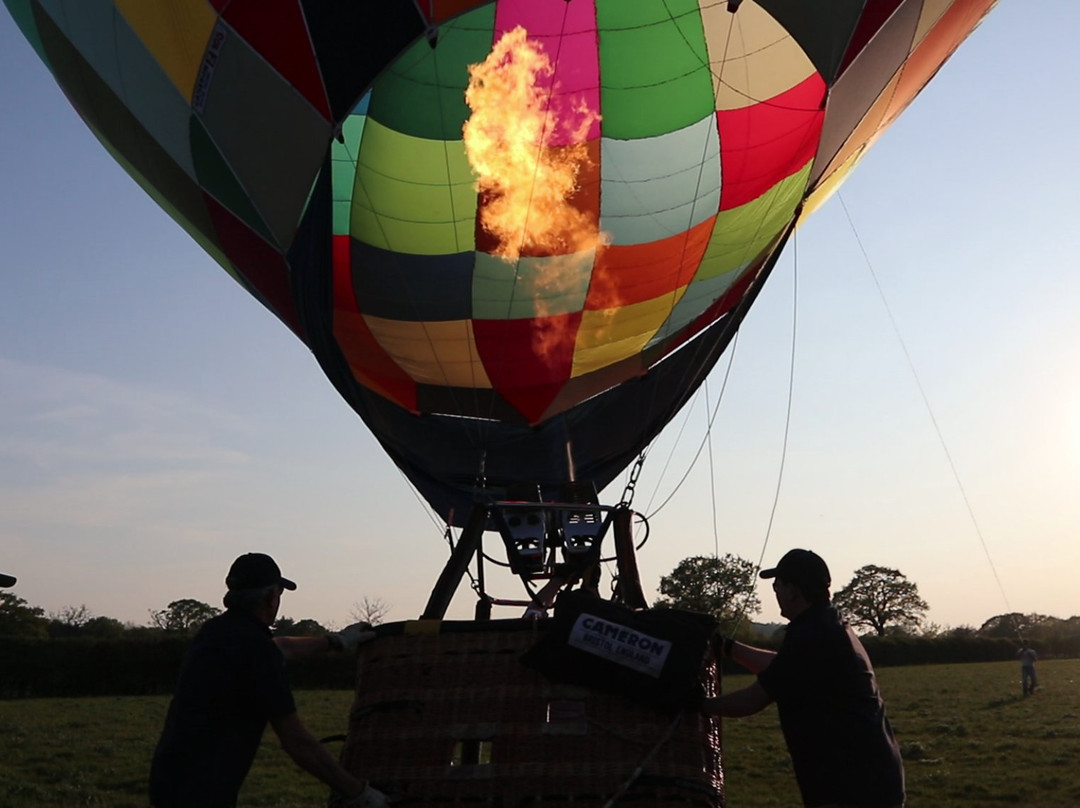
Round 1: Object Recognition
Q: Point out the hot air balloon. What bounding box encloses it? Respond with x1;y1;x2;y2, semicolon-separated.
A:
1;0;995;518
4;1;996;805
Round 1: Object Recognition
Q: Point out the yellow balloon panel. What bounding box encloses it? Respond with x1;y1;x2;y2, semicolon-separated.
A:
116;0;217;102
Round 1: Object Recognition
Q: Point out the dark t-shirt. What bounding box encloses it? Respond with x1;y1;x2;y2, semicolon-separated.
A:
149;609;297;807
757;604;905;808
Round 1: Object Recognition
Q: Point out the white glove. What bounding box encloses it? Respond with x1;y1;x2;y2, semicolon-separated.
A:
331;622;376;651
341;784;391;808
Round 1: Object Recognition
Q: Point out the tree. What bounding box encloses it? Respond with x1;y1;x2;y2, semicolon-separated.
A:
833;565;928;636
82;615;127;638
47;604;94;637
978;612;1055;638
149;598;220;633
50;604;93;628
943;624;977;639
350;596;390;626
653;554;760;629
274;616;328;636
0;591;48;637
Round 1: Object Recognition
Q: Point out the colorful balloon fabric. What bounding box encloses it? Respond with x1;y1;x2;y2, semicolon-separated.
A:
4;0;995;520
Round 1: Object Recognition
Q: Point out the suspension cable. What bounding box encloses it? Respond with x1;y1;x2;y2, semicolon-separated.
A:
727;235;800;635
646;331;740;519
705;378;719;558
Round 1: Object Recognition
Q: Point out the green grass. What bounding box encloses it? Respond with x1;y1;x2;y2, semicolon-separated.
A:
0;661;1076;807
721;659;1080;808
0;692;351;807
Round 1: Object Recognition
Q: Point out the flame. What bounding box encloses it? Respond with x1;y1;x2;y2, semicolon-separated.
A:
463;26;602;263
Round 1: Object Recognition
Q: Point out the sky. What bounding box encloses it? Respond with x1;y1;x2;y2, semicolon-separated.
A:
1;3;1078;632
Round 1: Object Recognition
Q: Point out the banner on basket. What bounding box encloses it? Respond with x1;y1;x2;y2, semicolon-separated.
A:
568;614;672;677
520;590;718;707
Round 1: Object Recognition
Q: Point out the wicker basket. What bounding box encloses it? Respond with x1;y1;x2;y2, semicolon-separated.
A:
338;619;724;807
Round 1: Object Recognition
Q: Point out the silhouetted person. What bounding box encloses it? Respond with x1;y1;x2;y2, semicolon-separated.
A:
1018;639;1038;695
150;553;387;807
700;549;905;808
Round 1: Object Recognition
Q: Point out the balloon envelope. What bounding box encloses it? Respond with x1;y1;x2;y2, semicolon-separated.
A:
3;0;995;520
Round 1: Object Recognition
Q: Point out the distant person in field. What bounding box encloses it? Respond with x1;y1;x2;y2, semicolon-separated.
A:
699;549;905;808
1018;639;1038;695
149;552;388;808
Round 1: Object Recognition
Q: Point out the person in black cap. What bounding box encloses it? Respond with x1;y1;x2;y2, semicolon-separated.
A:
150;553;388;808
700;549;905;808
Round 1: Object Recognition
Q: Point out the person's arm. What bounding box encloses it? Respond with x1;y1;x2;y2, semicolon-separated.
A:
274;635;334;662
271;711;387;804
700;681;773;718
721;637;777;674
274;623;375;663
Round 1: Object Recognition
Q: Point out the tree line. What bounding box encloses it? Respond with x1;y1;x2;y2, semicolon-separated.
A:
0;591;390;639
2;554;1074;647
4;554;1073;651
0;593;392;698
1;558;1077;699
653;553;1080;648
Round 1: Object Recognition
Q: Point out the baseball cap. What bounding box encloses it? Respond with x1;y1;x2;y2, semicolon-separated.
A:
760;549;830;592
226;553;296;591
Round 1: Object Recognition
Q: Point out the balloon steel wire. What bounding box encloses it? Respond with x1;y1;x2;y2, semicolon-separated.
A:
837;193;1014;619
641;384;705;515
645;332;739;519
705;379;720;558
666;0;799;110
421;7;578;587
644;0;812;521
640;5;743;523
752;237;798;595
399;467;446;533
429;28;483;434
418;3;821;628
729;235;799;639
653;2;838;636
464;7;579;589
632;7;731;452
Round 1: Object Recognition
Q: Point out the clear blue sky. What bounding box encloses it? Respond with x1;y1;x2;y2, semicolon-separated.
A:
2;4;1077;631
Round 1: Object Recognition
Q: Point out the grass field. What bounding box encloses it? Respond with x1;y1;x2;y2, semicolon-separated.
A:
1;659;1076;807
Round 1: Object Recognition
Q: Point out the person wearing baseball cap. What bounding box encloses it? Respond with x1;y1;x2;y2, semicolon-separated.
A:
700;549;905;808
150;553;387;808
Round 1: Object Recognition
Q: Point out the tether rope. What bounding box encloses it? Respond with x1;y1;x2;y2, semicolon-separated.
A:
837;192;1014;621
